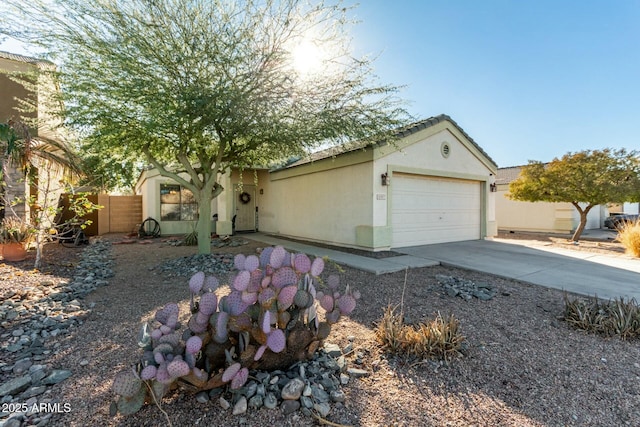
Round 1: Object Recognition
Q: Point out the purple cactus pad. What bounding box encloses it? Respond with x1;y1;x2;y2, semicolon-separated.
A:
234;254;246;270
203;275;220;292
189;272;205;294
310;257;325;276
266;329;286;353
244;255;259;272
199;292;218;316
140;365;157;381
269;246;287;268
293;253;311;273
233;270;251;292
185;335;203;354
231;367;249;389
222;362;241;382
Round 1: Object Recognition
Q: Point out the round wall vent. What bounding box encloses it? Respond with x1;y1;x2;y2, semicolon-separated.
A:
441;142;451;158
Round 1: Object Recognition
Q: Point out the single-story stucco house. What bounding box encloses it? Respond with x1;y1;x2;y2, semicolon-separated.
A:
495;165;639;233
135;114;498;251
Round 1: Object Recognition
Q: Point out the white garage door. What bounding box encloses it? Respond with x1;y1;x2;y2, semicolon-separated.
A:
392;174;481;248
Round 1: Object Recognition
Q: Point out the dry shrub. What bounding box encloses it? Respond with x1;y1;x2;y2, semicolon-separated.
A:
617;220;640;257
374;305;465;361
564;293;640;339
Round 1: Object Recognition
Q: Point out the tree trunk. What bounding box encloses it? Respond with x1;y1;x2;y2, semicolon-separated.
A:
570;203;594;242
196;196;212;254
34;232;43;269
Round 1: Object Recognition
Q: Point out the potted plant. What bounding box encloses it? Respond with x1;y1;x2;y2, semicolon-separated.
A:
0;216;36;262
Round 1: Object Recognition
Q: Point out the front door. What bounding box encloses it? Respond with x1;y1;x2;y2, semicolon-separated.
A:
234;185;256;232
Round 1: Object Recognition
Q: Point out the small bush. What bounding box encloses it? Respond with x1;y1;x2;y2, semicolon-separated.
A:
564;293;640;339
374;305;464;361
183;230;197;246
617;220;640;257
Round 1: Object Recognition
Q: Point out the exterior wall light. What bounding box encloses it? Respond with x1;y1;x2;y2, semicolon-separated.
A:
489;183;497;192
381;172;390;186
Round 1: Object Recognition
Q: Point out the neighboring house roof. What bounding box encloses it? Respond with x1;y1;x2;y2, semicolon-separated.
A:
279;114;498;170
0;50;54;68
496;166;523;185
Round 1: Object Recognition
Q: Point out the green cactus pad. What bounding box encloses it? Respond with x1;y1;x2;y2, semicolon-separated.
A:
294;289;313;308
151;380;169;400
116;385;146;416
112;370;142;398
317;322;332;340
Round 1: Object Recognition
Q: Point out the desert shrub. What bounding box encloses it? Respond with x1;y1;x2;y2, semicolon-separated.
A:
110;246;359;417
617;220;640;257
564;293;640;339
374;305;464;361
183;230;198;246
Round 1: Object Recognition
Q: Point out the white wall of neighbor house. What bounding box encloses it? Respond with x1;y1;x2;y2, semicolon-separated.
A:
496;185;603;233
620;202;640;214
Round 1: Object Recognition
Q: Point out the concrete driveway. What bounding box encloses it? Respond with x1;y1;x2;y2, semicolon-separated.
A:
397;239;640;300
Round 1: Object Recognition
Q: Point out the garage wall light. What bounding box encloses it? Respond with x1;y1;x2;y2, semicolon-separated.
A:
489;183;497;192
381;172;390;186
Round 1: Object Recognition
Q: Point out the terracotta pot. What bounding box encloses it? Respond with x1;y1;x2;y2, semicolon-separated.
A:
1;243;27;262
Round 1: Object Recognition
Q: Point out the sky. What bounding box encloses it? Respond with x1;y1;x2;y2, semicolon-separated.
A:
2;0;640;168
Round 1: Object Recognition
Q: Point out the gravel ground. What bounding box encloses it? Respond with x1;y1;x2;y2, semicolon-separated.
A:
1;234;640;426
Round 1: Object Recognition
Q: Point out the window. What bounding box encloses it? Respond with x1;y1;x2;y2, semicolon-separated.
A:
160;184;198;221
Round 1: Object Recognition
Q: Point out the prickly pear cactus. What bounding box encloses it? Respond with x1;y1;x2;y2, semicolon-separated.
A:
111;245;358;416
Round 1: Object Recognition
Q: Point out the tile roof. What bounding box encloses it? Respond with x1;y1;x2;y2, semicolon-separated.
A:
279;114;498;170
496;166;523;185
0;50;54;68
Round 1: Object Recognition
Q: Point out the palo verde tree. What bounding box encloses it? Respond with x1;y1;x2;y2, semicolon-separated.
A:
2;0;411;254
508;149;640;242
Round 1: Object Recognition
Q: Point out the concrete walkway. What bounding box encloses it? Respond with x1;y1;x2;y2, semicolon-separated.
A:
246;232;640;300
245;233;438;274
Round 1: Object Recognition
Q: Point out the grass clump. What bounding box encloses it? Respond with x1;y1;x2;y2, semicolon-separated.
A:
564;293;640;339
374;305;465;361
617;220;640;257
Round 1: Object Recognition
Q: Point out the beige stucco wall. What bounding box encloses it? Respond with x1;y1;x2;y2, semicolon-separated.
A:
496;185;603;233
264;161;373;247
135;169;219;236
